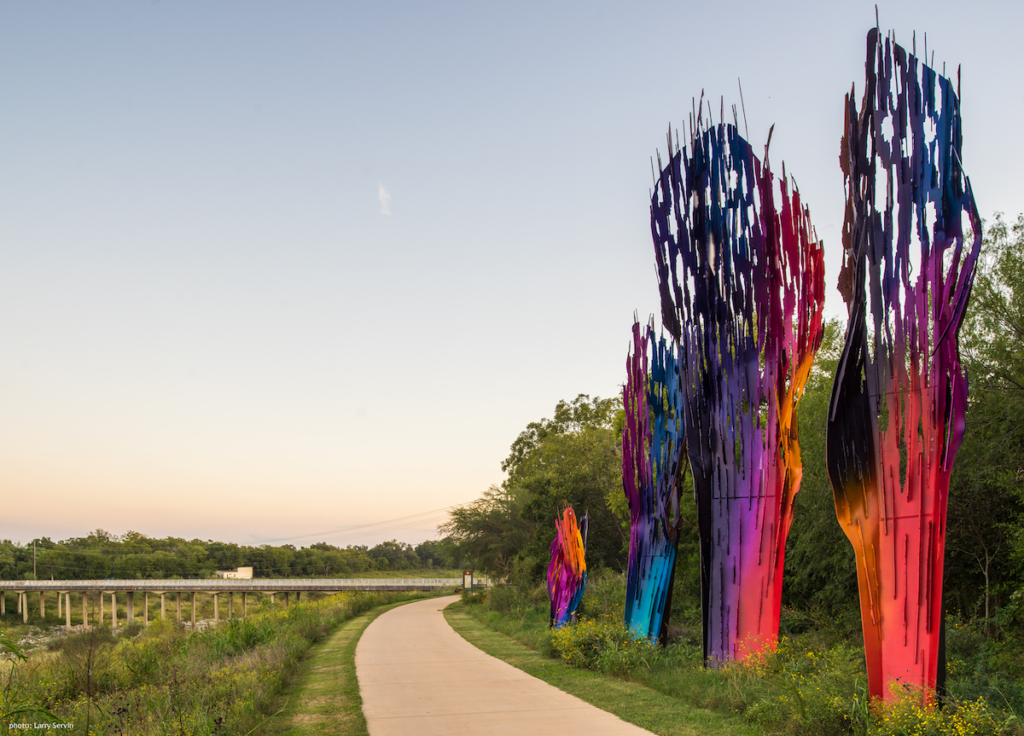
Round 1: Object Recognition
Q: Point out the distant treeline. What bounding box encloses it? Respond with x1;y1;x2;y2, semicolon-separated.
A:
0;530;448;580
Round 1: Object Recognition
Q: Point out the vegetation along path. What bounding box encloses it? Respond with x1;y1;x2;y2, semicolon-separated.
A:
270;598;420;736
355;595;654;735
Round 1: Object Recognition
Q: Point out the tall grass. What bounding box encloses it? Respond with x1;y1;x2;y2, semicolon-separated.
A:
0;590;433;735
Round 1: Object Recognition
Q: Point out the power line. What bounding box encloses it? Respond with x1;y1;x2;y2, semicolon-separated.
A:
6;504;464;554
257;505;459;543
309;514;452;545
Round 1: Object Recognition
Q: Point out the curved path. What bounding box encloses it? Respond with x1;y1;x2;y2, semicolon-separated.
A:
355;595;654;735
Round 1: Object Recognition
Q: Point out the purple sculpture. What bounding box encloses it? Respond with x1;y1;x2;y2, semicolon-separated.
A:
651;114;824;664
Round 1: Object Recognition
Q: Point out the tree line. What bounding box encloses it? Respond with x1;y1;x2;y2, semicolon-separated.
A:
441;214;1024;633
0;530;448;580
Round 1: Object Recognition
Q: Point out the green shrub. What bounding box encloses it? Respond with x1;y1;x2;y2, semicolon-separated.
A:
946;613;1024;717
485;586;517;613
577;569;625;620
550;617;661;676
460;589;485;605
869;690;1020;736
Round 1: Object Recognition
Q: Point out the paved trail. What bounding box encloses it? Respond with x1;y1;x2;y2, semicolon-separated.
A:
355;595;654;736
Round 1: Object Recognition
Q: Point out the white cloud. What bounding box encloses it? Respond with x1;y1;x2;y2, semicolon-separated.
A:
378;183;392;215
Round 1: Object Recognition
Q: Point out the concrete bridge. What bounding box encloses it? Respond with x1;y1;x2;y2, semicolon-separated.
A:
0;578;486;631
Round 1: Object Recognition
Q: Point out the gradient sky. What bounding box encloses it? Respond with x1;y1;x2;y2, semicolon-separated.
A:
2;1;1021;549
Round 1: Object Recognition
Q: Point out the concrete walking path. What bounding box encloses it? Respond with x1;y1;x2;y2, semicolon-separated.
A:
355;595;655;735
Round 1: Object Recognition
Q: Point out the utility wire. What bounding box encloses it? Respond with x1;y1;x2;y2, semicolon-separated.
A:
9;504;465;554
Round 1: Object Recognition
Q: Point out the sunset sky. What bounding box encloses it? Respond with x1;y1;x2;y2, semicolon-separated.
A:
2;0;1021;549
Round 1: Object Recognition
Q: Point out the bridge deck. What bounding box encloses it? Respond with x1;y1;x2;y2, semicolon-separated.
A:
0;578;481;593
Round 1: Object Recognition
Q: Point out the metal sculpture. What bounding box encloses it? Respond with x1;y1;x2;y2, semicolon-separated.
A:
547;507;588;628
650;114;824;664
827;29;981;703
623;321;687;642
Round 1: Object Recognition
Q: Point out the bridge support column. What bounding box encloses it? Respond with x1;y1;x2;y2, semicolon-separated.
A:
22;593;27;623
99;593;104;625
39;592;45;619
111;592;117;629
213;593;219;623
65;593;71;631
160;593;166;620
191;592;196;629
144;593;149;625
269;593;275;605
242;592;247;617
1;591;5;615
82;594;88;628
176;593;181;622
229;592;233;618
16;592;21;614
127;592;134;624
284;592;289;607
58;592;62;618
296;591;301;603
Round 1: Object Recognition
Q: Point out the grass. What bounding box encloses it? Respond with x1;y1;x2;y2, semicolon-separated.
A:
265;597;418;736
443;600;756;736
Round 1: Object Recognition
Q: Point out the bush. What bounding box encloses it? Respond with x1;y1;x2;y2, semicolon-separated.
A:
484;582;546;615
577;569;625;620
737;636;866;735
460;589;485;605
870;689;1021;736
946;613;1024;717
485;586;517;613
550;617;661;676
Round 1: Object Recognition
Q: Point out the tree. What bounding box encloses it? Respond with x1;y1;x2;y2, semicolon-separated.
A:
440;394;626;582
413;540;445;568
946;213;1024;625
367;540;420;570
206;542;243;570
438;484;533;578
513;411;626;579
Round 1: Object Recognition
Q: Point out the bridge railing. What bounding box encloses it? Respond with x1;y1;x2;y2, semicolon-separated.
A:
0;578;488;591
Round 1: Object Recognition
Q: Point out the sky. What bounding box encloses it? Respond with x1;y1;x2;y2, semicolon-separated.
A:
2;1;1021;551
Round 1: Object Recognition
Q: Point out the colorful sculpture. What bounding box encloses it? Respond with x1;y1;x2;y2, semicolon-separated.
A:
547;507;588;628
650;116;824;664
623;321;687;642
827;29;981;703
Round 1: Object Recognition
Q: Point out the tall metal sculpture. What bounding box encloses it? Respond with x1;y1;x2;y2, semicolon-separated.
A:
547;506;588;628
827;29;981;702
651;115;824;664
623;321;687;642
